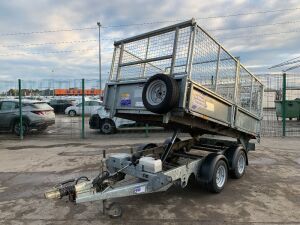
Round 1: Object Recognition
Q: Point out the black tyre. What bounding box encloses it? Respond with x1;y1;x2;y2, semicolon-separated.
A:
37;126;48;132
13;120;29;136
142;74;179;114
207;159;228;193
89;114;101;129
100;119;116;134
231;150;246;179
68;110;76;117
107;202;122;218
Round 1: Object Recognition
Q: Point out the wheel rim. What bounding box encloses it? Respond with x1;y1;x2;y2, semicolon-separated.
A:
70;111;75;116
102;123;111;133
216;165;226;188
110;206;121;217
237;154;245;174
146;80;167;105
108;203;122;218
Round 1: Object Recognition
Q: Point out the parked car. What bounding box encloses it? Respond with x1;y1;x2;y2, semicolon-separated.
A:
65;100;102;116
48;99;74;114
0;99;55;135
89;106;135;134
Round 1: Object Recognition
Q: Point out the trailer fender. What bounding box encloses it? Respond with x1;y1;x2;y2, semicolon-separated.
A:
197;153;228;184
224;145;248;170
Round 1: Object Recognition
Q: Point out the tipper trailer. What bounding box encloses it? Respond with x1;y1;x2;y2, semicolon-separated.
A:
45;19;263;218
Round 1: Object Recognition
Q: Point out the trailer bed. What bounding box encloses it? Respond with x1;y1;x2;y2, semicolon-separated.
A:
104;19;263;142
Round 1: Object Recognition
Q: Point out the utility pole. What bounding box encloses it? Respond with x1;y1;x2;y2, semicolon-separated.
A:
97;22;102;99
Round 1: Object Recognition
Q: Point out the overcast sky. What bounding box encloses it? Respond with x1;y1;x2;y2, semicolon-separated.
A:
0;0;300;82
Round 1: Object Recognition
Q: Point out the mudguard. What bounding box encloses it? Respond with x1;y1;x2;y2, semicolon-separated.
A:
197;153;228;184
224;145;248;170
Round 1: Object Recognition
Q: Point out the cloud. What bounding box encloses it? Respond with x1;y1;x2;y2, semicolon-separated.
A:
0;0;300;82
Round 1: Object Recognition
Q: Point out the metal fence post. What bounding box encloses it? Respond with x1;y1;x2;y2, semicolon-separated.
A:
282;73;286;137
81;78;85;139
18;79;23;140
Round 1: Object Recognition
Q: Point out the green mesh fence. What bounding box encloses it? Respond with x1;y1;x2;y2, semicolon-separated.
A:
0;76;299;140
257;73;300;137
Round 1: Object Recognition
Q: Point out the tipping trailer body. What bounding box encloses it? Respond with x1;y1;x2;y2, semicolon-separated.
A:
104;19;264;142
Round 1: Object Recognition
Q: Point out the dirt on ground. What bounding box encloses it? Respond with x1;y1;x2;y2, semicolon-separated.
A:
0;133;299;225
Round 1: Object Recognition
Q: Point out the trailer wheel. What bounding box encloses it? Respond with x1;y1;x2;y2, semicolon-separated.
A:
142;74;179;114
231;150;246;179
224;146;247;179
208;159;228;193
107;202;122;218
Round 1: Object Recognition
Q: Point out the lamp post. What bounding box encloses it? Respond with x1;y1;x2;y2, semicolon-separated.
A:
97;22;102;99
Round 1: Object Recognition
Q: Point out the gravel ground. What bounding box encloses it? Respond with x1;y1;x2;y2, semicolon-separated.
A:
0;133;299;225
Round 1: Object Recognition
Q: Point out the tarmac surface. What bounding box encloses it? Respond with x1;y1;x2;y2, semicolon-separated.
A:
0;133;299;225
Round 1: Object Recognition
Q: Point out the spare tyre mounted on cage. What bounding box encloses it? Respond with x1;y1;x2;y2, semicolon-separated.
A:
142;74;179;114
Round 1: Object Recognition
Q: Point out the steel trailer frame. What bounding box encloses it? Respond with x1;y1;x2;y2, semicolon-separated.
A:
45;133;254;217
75;138;253;203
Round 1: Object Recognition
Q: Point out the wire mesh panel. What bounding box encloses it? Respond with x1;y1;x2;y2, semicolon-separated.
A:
110;47;120;81
119;62;144;80
147;31;175;59
191;27;219;90
237;67;252;112
258;74;300;137
251;78;263;116
144;58;172;77
112;26;192;81
174;27;191;74
215;48;237;102
122;39;148;64
118;31;175;80
190;26;262;108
